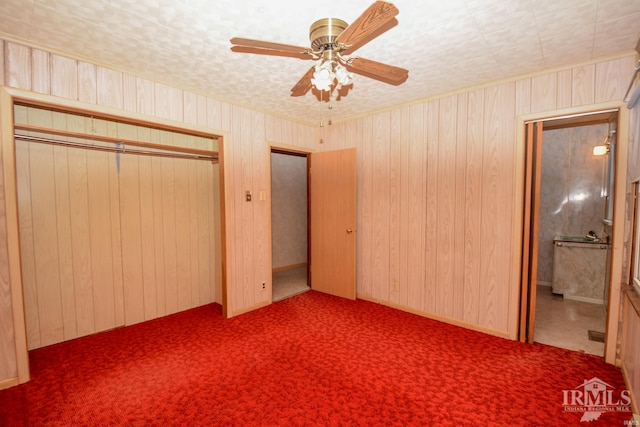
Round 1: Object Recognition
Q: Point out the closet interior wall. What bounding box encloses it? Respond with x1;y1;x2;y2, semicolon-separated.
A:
15;105;222;350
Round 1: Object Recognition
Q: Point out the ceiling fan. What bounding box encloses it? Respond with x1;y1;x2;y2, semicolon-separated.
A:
229;1;409;97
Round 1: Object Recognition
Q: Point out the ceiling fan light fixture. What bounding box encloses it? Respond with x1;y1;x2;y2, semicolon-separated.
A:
312;60;335;91
334;63;353;86
230;1;407;98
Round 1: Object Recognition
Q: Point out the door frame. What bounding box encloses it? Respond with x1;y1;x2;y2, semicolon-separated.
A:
0;87;228;386
269;145;312;297
515;101;629;364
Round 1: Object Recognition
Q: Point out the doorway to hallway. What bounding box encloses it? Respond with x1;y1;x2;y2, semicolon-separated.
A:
270;149;310;301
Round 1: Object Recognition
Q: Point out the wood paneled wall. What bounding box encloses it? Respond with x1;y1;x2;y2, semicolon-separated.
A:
0;36;635;386
0;39;316;385
320;54;636;337
623;296;640;413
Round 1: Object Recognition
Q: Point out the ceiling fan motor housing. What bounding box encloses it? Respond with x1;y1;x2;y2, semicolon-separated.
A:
310;18;348;51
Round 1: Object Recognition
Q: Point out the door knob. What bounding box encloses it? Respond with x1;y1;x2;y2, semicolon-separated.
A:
347;228;354;234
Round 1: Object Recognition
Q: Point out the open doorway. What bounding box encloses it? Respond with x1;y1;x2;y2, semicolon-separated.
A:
521;110;618;356
270;149;310;301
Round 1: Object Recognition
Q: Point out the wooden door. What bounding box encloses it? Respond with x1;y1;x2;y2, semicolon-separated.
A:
309;148;357;299
520;121;543;343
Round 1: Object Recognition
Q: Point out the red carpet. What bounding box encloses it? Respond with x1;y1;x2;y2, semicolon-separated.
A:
0;291;633;426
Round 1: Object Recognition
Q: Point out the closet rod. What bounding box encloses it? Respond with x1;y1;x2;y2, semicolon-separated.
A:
14;134;218;162
13;123;218;161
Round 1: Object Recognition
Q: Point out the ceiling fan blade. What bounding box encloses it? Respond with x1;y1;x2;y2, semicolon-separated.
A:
347;57;408;85
230;37;311;56
231;45;313;60
290;67;316;97
336;1;399;51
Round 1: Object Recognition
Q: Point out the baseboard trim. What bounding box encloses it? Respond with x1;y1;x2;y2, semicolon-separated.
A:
356;293;511;340
0;376;18;391
229;300;271;317
563;294;604;305
273;263;307;273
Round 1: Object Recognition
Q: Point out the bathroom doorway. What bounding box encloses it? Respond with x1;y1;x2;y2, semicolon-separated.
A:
520;110;618;356
270;149;310;301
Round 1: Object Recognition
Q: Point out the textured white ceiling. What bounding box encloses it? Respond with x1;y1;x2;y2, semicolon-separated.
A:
1;0;639;126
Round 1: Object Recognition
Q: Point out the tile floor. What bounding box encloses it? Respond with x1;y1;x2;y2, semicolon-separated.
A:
272;266;310;302
534;285;606;356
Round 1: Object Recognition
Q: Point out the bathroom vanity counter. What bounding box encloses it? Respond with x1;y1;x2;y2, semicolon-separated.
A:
552;236;609;303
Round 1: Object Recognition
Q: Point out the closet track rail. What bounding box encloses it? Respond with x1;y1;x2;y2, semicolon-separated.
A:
13;123;218;163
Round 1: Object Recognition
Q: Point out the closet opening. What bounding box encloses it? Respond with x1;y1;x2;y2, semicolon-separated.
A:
270;148;310;301
2;94;226;384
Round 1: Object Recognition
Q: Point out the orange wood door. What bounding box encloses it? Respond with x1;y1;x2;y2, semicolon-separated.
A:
309;148;357;299
520;121;543;343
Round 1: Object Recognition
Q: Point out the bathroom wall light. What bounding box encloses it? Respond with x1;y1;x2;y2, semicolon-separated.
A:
593;145;610;156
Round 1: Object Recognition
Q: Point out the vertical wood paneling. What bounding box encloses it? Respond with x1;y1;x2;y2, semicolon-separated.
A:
107;123;124;328
78;62;97;104
151;131;167;316
479;86;501;330
175;153;193;312
136;77;155;116
15;139;40;349
183;92;198;125
185;135;200;306
31;49;50;95
229;106;245;310
515;78;532;116
371;112;390;301
436;96;456;318
389;109;402;304
136;129;158;320
463;89;484;325
354;119;365;297
197;147;213;305
3;38;633;373
495;82;516;333
196;95;208;127
119;124;145;325
240;108;254;308
66;114;95;337
15;106;220;346
571;64;595;107
51;55;78;100
556;69;572;109
6;42;31;90
424;101;438;313
123;73;137;112
595;56;635;103
97;67;123;109
85;123;117;333
453;93;468;320
623;305;640;408
360;116;374;297
251;112;269;304
0;89;16;381
30;137;64;346
406;104;424;311
154;83;183;121
160;135;178;315
0;41;5;86
398;106;410;308
479;82;515;332
51;112;76;341
531;73;556;113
